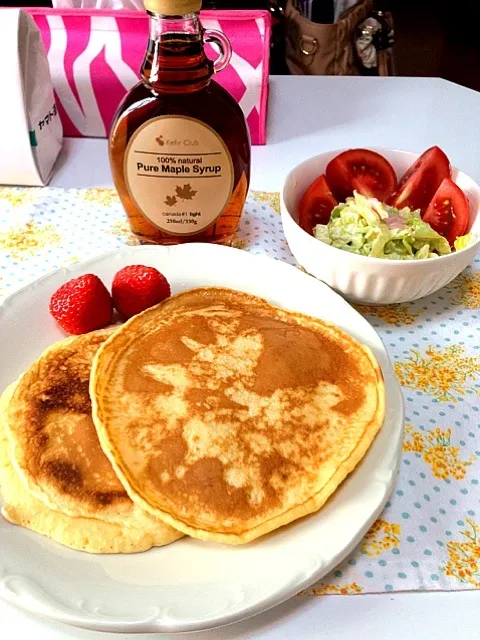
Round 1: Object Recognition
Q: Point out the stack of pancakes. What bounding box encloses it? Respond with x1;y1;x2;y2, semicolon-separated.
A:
0;329;182;553
0;287;385;552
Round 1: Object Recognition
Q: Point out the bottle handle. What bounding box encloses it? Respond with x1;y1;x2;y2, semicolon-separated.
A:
203;29;232;74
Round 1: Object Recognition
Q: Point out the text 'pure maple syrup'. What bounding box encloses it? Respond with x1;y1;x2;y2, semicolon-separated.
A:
109;0;251;245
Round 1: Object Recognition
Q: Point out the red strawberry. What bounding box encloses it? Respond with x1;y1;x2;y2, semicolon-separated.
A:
49;274;113;335
112;265;171;319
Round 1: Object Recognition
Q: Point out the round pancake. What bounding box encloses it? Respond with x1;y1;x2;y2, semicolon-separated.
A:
3;328;182;544
0;382;181;553
91;287;386;544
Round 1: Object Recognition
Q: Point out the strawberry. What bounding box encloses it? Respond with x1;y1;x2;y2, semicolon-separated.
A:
49;274;113;335
112;265;171;319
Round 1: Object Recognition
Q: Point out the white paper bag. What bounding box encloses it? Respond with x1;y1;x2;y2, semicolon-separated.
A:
0;9;63;186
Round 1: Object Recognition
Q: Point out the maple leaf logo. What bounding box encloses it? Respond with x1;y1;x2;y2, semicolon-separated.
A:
175;184;197;201
165;195;177;207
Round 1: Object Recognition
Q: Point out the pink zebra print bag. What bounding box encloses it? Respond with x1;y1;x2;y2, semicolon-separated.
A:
25;7;271;145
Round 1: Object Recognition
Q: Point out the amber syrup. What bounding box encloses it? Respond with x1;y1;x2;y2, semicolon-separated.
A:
109;16;251;246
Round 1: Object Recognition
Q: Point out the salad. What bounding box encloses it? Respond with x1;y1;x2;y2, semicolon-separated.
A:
298;146;473;259
314;192;471;260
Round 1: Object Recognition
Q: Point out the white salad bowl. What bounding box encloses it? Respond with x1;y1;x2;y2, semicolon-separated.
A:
281;148;480;304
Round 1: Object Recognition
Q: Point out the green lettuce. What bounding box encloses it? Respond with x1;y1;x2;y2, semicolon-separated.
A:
313;192;455;260
454;233;473;251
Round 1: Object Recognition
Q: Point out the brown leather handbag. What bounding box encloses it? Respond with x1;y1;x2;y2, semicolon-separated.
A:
284;0;394;76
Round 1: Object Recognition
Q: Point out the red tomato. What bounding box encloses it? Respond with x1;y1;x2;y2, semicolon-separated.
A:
389;146;451;214
423;178;470;246
298;174;338;234
325;149;397;202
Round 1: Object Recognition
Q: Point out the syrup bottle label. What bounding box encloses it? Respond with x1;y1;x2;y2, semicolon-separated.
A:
124;115;234;235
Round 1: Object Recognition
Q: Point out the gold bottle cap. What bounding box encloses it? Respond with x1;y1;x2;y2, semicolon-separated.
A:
144;0;202;14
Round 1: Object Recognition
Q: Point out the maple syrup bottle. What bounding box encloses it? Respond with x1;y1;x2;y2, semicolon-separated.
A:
109;0;251;245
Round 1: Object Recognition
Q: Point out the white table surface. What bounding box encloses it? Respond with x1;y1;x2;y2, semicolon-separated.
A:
3;75;480;639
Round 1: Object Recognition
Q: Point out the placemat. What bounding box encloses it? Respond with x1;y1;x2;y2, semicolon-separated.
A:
0;186;479;595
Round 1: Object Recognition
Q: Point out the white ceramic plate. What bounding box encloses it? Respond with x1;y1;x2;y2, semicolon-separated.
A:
0;244;404;634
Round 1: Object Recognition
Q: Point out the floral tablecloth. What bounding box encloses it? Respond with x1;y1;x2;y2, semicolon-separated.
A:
0;187;479;596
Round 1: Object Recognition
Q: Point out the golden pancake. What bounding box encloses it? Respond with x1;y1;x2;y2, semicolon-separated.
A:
2;328;182;547
0;381;181;553
91;287;385;544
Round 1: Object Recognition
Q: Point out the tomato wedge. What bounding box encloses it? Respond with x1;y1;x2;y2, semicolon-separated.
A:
325;149;397;202
423;178;470;246
298;174;338;234
389;146;451;214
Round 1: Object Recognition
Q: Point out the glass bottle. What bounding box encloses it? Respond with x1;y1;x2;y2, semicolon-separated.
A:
109;0;251;245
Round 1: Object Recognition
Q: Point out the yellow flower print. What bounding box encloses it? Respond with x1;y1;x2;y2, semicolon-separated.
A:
251;191;281;214
450;272;480;309
298;582;363;596
403;424;476;480
110;219;140;246
0;220;61;259
402;424;425;453
360;519;401;556
444;518;480;587
79;188;121;207
0;187;40;208
354;303;420;326
394;345;480;402
231;237;248;250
